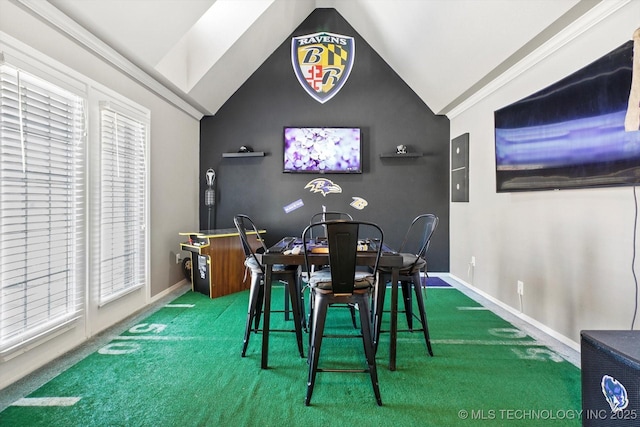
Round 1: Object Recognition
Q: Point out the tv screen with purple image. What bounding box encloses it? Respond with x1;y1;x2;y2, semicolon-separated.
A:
283;127;362;174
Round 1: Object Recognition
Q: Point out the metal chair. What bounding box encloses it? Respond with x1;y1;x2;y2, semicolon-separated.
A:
233;214;304;359
375;214;439;357
302;211;356;330
302;220;384;406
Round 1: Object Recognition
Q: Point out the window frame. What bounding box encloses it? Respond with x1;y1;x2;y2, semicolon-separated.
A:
96;99;150;306
0;60;87;355
0;34;151;358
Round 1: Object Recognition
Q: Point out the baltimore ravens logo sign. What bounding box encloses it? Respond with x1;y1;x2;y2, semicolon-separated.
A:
304;178;342;197
291;32;355;103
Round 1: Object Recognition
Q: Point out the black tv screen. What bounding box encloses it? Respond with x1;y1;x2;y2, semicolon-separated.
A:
494;40;640;192
283;127;362;174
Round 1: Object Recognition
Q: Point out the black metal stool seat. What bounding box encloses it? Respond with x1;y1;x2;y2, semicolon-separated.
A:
373;214;438;358
234;214;304;360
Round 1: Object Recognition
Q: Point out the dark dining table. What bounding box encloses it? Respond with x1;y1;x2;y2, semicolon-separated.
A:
258;237;404;370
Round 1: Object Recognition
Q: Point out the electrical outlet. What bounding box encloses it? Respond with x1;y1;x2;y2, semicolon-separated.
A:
517;280;524;296
175;253;181;264
471;256;476;267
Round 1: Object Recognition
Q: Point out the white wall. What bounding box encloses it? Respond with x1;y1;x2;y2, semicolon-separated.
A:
0;1;200;388
449;1;640;348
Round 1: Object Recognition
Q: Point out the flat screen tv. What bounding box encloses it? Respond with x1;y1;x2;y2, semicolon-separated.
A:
494;40;640;192
283;127;362;174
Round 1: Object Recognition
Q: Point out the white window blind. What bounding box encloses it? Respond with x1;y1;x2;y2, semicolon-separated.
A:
0;64;85;353
98;105;147;304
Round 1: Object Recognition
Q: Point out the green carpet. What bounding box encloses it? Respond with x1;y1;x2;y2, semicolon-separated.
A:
0;286;581;426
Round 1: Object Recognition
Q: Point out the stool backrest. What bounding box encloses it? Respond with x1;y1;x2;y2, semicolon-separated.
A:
302;220;383;294
233;214;267;272
399;214;438;270
309;211;354;240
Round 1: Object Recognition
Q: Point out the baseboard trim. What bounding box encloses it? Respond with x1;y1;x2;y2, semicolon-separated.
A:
150;280;190;304
445;273;580;358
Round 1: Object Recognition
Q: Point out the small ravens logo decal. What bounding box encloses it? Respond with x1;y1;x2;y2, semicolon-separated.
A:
602;375;629;413
350;197;368;210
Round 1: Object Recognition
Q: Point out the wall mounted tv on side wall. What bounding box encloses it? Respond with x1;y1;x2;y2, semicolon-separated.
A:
283;127;362;174
494;40;640;192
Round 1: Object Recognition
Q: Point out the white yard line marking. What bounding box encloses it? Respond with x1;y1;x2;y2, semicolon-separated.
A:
12;397;81;407
164;304;195;308
430;339;544;346
112;335;198;341
102;334;236;342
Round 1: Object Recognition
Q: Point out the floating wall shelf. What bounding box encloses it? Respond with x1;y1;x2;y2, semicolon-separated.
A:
379;152;423;158
222;152;266;158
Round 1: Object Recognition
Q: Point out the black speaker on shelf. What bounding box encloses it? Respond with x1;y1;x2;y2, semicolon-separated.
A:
581;330;640;426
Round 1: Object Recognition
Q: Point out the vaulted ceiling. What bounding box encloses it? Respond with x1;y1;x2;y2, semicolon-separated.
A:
26;0;603;118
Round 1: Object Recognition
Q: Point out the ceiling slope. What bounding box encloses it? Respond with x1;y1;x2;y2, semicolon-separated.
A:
37;0;605;118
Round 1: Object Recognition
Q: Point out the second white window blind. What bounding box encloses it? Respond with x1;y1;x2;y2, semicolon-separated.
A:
98;106;147;305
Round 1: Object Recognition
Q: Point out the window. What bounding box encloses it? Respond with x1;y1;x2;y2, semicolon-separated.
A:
98;104;148;305
0;64;85;353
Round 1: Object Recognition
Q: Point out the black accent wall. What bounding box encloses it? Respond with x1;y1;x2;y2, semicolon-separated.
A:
200;8;450;271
